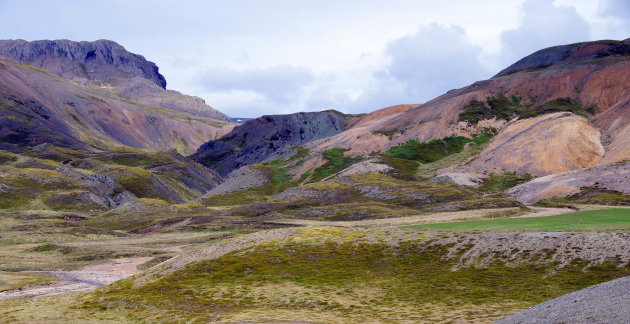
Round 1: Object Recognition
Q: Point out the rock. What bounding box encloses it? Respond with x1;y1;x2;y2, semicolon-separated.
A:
0;39;166;88
201;166;269;197
508;161;630;203
336;158;393;177
428;172;485;188
463;112;604;176
193;111;351;176
496;276;630;324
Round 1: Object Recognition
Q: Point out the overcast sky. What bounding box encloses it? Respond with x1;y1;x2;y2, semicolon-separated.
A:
0;0;628;117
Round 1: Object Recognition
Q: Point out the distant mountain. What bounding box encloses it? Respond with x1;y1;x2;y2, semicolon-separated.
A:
229;117;254;124
192;111;353;176
0;39;166;87
0;39;229;121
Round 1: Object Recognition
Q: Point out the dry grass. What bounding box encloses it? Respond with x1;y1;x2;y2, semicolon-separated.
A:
0;296;134;324
0;272;55;292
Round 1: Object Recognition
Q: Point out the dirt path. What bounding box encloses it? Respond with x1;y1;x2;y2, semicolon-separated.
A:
0;257;152;300
516;206;577;218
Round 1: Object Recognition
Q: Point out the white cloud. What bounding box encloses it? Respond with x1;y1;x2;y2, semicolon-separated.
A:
384;23;490;102
499;0;591;66
196;65;314;103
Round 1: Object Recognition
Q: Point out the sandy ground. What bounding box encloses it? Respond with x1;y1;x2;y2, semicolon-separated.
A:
264;207;578;227
0;257;151;300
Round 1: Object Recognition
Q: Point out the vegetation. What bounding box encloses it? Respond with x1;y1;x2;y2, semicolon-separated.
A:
459;95;523;123
81;228;630;323
309;148;363;182
537;187;630;207
382;132;494;174
478;172;533;193
371;128;399;138
404;208;630;231
459;95;596;124
0;272;55;292
201;147;311;206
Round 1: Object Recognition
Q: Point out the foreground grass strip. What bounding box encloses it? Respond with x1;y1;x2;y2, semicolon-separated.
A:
83;232;629;323
403;208;630;231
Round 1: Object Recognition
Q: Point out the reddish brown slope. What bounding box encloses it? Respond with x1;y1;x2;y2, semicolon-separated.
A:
0;58;233;154
306;39;630;176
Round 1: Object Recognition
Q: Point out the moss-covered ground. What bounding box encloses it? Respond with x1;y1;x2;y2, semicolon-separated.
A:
458;95;595;124
70;227;630;323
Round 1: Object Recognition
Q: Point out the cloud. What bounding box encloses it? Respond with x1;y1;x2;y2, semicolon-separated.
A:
317;23;492;113
597;0;630;40
196;65;314;103
500;0;590;65
599;0;630;20
383;23;490;103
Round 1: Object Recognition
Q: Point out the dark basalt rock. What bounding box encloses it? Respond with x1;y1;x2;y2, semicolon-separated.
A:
0;39;167;88
192;111;351;176
494;38;630;78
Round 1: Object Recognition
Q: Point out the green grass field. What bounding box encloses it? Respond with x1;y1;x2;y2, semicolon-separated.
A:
403;208;630;231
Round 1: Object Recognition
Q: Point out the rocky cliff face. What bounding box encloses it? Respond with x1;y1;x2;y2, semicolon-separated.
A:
0;39;229;121
192;111;352;176
0;39;166;88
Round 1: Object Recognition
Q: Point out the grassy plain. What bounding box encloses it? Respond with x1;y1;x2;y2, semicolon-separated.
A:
404;208;630;231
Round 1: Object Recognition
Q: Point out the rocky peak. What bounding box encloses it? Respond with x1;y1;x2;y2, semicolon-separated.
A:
494;38;630;77
0;39;167;88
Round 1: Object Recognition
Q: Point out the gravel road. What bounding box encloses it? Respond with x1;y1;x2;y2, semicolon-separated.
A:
496;276;630;324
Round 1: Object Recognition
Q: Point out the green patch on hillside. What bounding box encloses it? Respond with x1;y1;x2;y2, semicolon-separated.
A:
459;95;595;124
86;230;630;322
379;156;420;180
382;133;493;166
308;148;363;182
403;208;630;231
478;172;533;193
537;188;630;207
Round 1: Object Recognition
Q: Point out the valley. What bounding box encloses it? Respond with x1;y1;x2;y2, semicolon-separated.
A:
0;37;629;323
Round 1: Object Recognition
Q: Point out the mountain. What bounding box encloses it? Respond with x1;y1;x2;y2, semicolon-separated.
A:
192;110;353;176
0;39;229;121
303;39;630;174
190;38;630;205
0;40;234;154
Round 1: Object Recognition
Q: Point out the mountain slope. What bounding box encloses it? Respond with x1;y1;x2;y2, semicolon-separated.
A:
301;39;630;178
0;58;233;154
0;39;229;121
192;111;353;176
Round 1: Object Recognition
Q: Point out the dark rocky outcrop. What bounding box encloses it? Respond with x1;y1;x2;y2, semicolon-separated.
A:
0;39;166;88
192;111;351;176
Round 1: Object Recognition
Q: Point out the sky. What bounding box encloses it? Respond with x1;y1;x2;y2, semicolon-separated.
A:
0;0;628;117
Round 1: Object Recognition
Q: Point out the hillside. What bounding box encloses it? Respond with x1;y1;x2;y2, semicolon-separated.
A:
0;41;235;154
192;110;354;176
0;39;230;121
205;39;629;204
